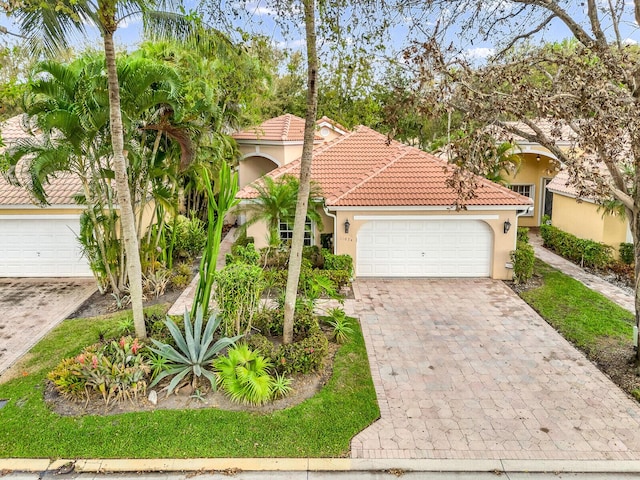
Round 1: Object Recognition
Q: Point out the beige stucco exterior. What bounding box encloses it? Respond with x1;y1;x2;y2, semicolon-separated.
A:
551;193;629;255
245;205;521;280
0;207;84;215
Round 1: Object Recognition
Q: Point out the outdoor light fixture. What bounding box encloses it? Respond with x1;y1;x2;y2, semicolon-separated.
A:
503;219;512;234
536;154;541;162
344;219;351;234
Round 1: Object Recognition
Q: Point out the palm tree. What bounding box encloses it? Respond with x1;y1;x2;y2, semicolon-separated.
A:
5;53;186;295
238;175;323;248
3;0;193;339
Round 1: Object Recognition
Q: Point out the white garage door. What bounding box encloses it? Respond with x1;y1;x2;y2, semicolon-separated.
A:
0;216;92;277
357;219;492;277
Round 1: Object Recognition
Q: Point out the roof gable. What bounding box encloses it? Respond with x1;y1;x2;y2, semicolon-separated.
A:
0;115;82;207
233;114;324;142
237;124;533;208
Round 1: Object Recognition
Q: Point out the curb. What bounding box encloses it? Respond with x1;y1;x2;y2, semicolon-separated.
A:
2;458;640;474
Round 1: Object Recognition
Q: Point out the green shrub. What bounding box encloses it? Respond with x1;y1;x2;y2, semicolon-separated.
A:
48;337;149;405
511;240;535;284
540;224;613;269
169;215;207;260
214;263;265;336
275;328;328;375
214;344;276;406
322;250;353;273
252;308;283;337
248;324;329;376
226;243;261;266
619;242;634;265
303;245;324;268
314;269;351;289
516;227;530;244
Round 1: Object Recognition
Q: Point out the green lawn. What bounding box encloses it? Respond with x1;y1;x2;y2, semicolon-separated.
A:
0;306;379;458
520;259;634;354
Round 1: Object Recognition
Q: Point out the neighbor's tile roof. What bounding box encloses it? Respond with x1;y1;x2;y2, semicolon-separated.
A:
0;115;82;207
237;125;533;208
233;114;323;142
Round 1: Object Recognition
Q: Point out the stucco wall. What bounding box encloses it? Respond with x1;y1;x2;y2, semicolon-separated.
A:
0;207;84;215
332;209;519;280
505;152;558;228
238;156;279;189
552;193;628;254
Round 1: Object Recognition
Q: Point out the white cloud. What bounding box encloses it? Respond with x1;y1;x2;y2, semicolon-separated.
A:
275;38;306;50
623;38;638;45
463;47;495;59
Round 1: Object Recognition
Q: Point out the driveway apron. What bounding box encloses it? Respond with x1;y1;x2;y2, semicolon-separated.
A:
0;278;96;375
349;278;640;460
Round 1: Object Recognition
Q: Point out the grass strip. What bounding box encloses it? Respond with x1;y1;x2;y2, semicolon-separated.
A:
0;308;378;458
520;259;634;354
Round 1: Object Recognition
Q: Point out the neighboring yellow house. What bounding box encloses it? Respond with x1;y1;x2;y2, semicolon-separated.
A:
546;170;631;253
501;119;631;254
235;115;533;280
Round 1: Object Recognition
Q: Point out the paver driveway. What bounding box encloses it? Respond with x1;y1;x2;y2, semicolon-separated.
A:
0;278;96;375
349;278;640;460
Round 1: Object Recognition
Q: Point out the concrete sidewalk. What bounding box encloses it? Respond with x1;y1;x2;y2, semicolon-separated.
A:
3;457;640;476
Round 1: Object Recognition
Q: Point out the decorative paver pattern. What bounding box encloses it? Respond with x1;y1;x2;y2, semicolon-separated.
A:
0;278;96;375
350;278;640;460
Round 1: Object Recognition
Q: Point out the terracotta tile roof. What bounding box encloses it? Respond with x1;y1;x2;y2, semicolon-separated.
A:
0;115;82;207
233;114;324;142
238;125;533;208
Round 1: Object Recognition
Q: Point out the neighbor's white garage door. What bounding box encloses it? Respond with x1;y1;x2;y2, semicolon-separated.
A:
0;216;92;277
356;219;492;277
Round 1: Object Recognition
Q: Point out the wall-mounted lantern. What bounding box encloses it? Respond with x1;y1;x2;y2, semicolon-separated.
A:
503;219;512;234
344;219;351;234
536;154;541;162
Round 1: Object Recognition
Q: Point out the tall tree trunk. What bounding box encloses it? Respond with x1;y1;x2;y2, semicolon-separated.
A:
103;30;147;339
283;0;318;344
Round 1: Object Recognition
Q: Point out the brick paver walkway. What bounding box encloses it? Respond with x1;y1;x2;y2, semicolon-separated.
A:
349;278;640;460
168;228;237;316
530;233;634;313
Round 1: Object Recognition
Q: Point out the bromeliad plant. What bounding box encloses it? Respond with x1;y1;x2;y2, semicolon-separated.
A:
48;336;149;405
148;308;242;395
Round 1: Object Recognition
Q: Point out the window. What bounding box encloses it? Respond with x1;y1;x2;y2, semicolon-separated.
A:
279;218;313;246
509;184;535;216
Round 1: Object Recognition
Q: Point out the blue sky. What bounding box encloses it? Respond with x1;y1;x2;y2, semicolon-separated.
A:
0;1;638;61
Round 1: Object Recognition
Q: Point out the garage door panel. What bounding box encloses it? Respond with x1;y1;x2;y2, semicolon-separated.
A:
356;219;492;278
0;217;92;277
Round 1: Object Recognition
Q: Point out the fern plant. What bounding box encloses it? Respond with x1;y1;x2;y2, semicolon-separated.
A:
214;343;276;406
148;308;242;395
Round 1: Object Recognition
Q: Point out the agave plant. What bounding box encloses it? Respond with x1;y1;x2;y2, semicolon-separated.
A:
148;308;242;395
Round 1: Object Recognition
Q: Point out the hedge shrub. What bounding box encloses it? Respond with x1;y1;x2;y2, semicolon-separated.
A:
540;223;613;269
619;242;634;265
511;240;534;284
